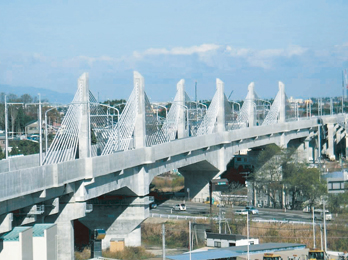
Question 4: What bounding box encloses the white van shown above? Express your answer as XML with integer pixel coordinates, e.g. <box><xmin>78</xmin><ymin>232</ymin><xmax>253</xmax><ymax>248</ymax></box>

<box><xmin>314</xmin><ymin>209</ymin><xmax>332</xmax><ymax>221</ymax></box>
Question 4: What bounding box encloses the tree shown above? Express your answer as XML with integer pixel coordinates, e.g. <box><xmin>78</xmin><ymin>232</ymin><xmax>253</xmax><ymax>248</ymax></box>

<box><xmin>283</xmin><ymin>163</ymin><xmax>327</xmax><ymax>209</ymax></box>
<box><xmin>328</xmin><ymin>192</ymin><xmax>348</xmax><ymax>213</ymax></box>
<box><xmin>250</xmin><ymin>144</ymin><xmax>283</xmax><ymax>208</ymax></box>
<box><xmin>0</xmin><ymin>146</ymin><xmax>4</xmax><ymax>160</ymax></box>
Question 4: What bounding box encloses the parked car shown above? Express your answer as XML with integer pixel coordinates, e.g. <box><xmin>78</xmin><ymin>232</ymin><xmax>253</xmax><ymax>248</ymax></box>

<box><xmin>235</xmin><ymin>209</ymin><xmax>249</xmax><ymax>215</ymax></box>
<box><xmin>150</xmin><ymin>203</ymin><xmax>157</xmax><ymax>209</ymax></box>
<box><xmin>245</xmin><ymin>206</ymin><xmax>259</xmax><ymax>215</ymax></box>
<box><xmin>173</xmin><ymin>204</ymin><xmax>186</xmax><ymax>211</ymax></box>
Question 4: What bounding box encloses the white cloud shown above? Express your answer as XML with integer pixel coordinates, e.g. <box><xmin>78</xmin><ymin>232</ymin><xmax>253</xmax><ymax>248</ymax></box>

<box><xmin>133</xmin><ymin>44</ymin><xmax>221</xmax><ymax>58</ymax></box>
<box><xmin>61</xmin><ymin>55</ymin><xmax>115</xmax><ymax>68</ymax></box>
<box><xmin>224</xmin><ymin>45</ymin><xmax>308</xmax><ymax>69</ymax></box>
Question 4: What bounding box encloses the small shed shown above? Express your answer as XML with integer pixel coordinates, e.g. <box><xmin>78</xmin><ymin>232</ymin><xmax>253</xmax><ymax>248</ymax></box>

<box><xmin>32</xmin><ymin>224</ymin><xmax>57</xmax><ymax>260</ymax></box>
<box><xmin>206</xmin><ymin>233</ymin><xmax>259</xmax><ymax>248</ymax></box>
<box><xmin>0</xmin><ymin>226</ymin><xmax>33</xmax><ymax>260</ymax></box>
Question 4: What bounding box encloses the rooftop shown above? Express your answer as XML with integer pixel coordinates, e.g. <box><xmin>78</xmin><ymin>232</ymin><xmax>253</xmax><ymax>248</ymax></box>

<box><xmin>167</xmin><ymin>243</ymin><xmax>306</xmax><ymax>260</ymax></box>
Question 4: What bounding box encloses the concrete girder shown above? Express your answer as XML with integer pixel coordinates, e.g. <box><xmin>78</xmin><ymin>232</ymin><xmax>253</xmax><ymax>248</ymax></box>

<box><xmin>179</xmin><ymin>160</ymin><xmax>221</xmax><ymax>200</ymax></box>
<box><xmin>79</xmin><ymin>198</ymin><xmax>148</xmax><ymax>249</ymax></box>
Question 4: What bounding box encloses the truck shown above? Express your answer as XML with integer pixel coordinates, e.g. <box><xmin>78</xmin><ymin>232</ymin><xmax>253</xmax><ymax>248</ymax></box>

<box><xmin>263</xmin><ymin>253</ymin><xmax>282</xmax><ymax>260</ymax></box>
<box><xmin>308</xmin><ymin>249</ymin><xmax>325</xmax><ymax>260</ymax></box>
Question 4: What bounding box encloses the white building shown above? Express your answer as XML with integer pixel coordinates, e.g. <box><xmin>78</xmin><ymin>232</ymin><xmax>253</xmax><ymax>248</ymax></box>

<box><xmin>206</xmin><ymin>233</ymin><xmax>259</xmax><ymax>248</ymax></box>
<box><xmin>0</xmin><ymin>224</ymin><xmax>57</xmax><ymax>260</ymax></box>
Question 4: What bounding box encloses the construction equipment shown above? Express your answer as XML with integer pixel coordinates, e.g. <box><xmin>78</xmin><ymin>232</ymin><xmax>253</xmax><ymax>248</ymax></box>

<box><xmin>263</xmin><ymin>253</ymin><xmax>282</xmax><ymax>260</ymax></box>
<box><xmin>308</xmin><ymin>249</ymin><xmax>325</xmax><ymax>260</ymax></box>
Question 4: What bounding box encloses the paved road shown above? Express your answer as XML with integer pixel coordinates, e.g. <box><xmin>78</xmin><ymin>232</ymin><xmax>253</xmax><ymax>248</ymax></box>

<box><xmin>151</xmin><ymin>199</ymin><xmax>317</xmax><ymax>223</ymax></box>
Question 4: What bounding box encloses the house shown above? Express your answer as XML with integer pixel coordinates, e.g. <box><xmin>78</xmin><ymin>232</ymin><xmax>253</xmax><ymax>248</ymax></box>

<box><xmin>25</xmin><ymin>120</ymin><xmax>40</xmax><ymax>136</ymax></box>
<box><xmin>206</xmin><ymin>233</ymin><xmax>259</xmax><ymax>248</ymax></box>
<box><xmin>323</xmin><ymin>171</ymin><xmax>348</xmax><ymax>193</ymax></box>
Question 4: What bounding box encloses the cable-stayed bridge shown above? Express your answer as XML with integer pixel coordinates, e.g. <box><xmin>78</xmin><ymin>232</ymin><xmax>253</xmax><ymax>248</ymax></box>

<box><xmin>0</xmin><ymin>72</ymin><xmax>346</xmax><ymax>259</ymax></box>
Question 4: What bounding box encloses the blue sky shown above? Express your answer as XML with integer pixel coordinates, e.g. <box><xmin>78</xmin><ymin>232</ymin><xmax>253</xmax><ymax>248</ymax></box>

<box><xmin>1</xmin><ymin>1</ymin><xmax>348</xmax><ymax>102</ymax></box>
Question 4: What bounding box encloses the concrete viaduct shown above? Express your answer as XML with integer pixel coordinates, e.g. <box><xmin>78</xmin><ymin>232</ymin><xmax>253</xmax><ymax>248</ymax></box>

<box><xmin>0</xmin><ymin>72</ymin><xmax>346</xmax><ymax>259</ymax></box>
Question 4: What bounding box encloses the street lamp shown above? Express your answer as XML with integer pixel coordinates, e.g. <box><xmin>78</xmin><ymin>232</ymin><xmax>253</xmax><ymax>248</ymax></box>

<box><xmin>4</xmin><ymin>95</ymin><xmax>8</xmax><ymax>159</ymax></box>
<box><xmin>152</xmin><ymin>104</ymin><xmax>168</xmax><ymax>141</ymax></box>
<box><xmin>188</xmin><ymin>101</ymin><xmax>207</xmax><ymax>121</ymax></box>
<box><xmin>98</xmin><ymin>103</ymin><xmax>120</xmax><ymax>150</ymax></box>
<box><xmin>169</xmin><ymin>101</ymin><xmax>189</xmax><ymax>137</ymax></box>
<box><xmin>228</xmin><ymin>100</ymin><xmax>241</xmax><ymax>114</ymax></box>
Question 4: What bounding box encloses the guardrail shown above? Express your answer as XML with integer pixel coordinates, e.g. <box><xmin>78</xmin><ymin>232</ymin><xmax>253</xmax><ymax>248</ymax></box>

<box><xmin>250</xmin><ymin>219</ymin><xmax>314</xmax><ymax>225</ymax></box>
<box><xmin>150</xmin><ymin>213</ymin><xmax>219</xmax><ymax>221</ymax></box>
<box><xmin>151</xmin><ymin>213</ymin><xmax>318</xmax><ymax>226</ymax></box>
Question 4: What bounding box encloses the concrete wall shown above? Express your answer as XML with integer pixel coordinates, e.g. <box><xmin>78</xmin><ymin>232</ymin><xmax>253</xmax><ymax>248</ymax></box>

<box><xmin>32</xmin><ymin>225</ymin><xmax>57</xmax><ymax>260</ymax></box>
<box><xmin>45</xmin><ymin>224</ymin><xmax>57</xmax><ymax>260</ymax></box>
<box><xmin>0</xmin><ymin>227</ymin><xmax>33</xmax><ymax>260</ymax></box>
<box><xmin>0</xmin><ymin>154</ymin><xmax>40</xmax><ymax>173</ymax></box>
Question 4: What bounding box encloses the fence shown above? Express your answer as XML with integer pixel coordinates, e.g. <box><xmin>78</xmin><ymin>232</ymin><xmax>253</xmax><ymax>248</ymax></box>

<box><xmin>150</xmin><ymin>213</ymin><xmax>315</xmax><ymax>225</ymax></box>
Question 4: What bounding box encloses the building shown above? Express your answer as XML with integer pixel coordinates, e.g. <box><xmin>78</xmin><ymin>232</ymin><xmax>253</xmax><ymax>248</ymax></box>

<box><xmin>0</xmin><ymin>134</ymin><xmax>5</xmax><ymax>151</ymax></box>
<box><xmin>0</xmin><ymin>224</ymin><xmax>57</xmax><ymax>260</ymax></box>
<box><xmin>168</xmin><ymin>243</ymin><xmax>307</xmax><ymax>260</ymax></box>
<box><xmin>206</xmin><ymin>233</ymin><xmax>259</xmax><ymax>248</ymax></box>
<box><xmin>323</xmin><ymin>171</ymin><xmax>348</xmax><ymax>193</ymax></box>
<box><xmin>25</xmin><ymin>120</ymin><xmax>40</xmax><ymax>136</ymax></box>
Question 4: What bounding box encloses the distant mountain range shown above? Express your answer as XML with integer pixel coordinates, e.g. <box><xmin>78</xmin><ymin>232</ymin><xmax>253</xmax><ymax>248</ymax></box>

<box><xmin>0</xmin><ymin>84</ymin><xmax>74</xmax><ymax>104</ymax></box>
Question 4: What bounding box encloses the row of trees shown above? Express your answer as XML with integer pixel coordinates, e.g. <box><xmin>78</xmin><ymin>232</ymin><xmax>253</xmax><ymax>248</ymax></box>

<box><xmin>250</xmin><ymin>144</ymin><xmax>327</xmax><ymax>210</ymax></box>
<box><xmin>0</xmin><ymin>93</ymin><xmax>62</xmax><ymax>136</ymax></box>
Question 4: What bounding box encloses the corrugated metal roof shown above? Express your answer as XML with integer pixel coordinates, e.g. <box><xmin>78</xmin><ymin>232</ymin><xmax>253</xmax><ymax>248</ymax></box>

<box><xmin>167</xmin><ymin>243</ymin><xmax>306</xmax><ymax>260</ymax></box>
<box><xmin>226</xmin><ymin>242</ymin><xmax>306</xmax><ymax>253</ymax></box>
<box><xmin>168</xmin><ymin>249</ymin><xmax>240</xmax><ymax>260</ymax></box>
<box><xmin>32</xmin><ymin>224</ymin><xmax>55</xmax><ymax>237</ymax></box>
<box><xmin>0</xmin><ymin>227</ymin><xmax>31</xmax><ymax>242</ymax></box>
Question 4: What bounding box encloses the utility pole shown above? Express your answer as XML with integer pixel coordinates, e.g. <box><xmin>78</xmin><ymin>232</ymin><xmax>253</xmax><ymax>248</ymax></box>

<box><xmin>189</xmin><ymin>221</ymin><xmax>192</xmax><ymax>260</ymax></box>
<box><xmin>4</xmin><ymin>95</ymin><xmax>8</xmax><ymax>159</ymax></box>
<box><xmin>219</xmin><ymin>206</ymin><xmax>221</xmax><ymax>234</ymax></box>
<box><xmin>162</xmin><ymin>224</ymin><xmax>166</xmax><ymax>260</ymax></box>
<box><xmin>195</xmin><ymin>81</ymin><xmax>197</xmax><ymax>103</ymax></box>
<box><xmin>320</xmin><ymin>224</ymin><xmax>323</xmax><ymax>250</ymax></box>
<box><xmin>247</xmin><ymin>211</ymin><xmax>250</xmax><ymax>260</ymax></box>
<box><xmin>312</xmin><ymin>206</ymin><xmax>316</xmax><ymax>248</ymax></box>
<box><xmin>342</xmin><ymin>70</ymin><xmax>345</xmax><ymax>113</ymax></box>
<box><xmin>38</xmin><ymin>94</ymin><xmax>42</xmax><ymax>166</ymax></box>
<box><xmin>323</xmin><ymin>201</ymin><xmax>327</xmax><ymax>252</ymax></box>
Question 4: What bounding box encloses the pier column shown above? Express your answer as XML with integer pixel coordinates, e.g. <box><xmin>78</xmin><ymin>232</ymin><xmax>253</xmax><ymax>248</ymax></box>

<box><xmin>79</xmin><ymin>199</ymin><xmax>148</xmax><ymax>249</ymax></box>
<box><xmin>45</xmin><ymin>194</ymin><xmax>86</xmax><ymax>260</ymax></box>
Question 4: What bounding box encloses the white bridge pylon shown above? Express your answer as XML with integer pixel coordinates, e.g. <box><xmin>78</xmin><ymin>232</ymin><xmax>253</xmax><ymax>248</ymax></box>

<box><xmin>262</xmin><ymin>81</ymin><xmax>286</xmax><ymax>125</ymax></box>
<box><xmin>44</xmin><ymin>72</ymin><xmax>289</xmax><ymax>164</ymax></box>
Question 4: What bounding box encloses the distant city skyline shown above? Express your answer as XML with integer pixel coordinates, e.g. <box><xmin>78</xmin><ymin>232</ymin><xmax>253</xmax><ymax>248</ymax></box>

<box><xmin>1</xmin><ymin>1</ymin><xmax>348</xmax><ymax>103</ymax></box>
